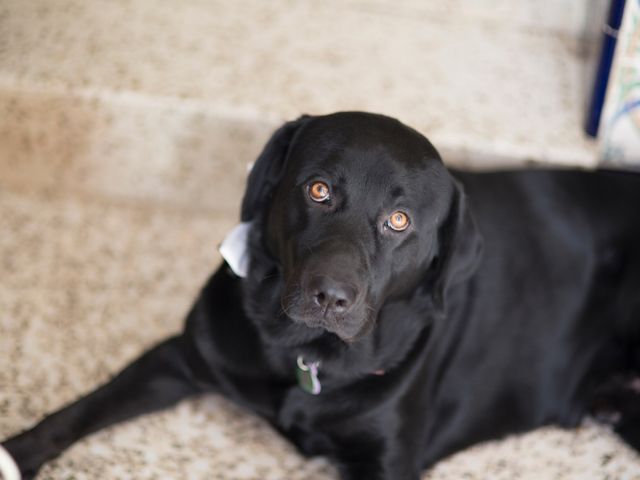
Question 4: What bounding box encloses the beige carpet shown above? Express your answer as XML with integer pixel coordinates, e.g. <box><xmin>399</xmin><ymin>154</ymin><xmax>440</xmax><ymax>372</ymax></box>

<box><xmin>1</xmin><ymin>186</ymin><xmax>639</xmax><ymax>480</ymax></box>
<box><xmin>0</xmin><ymin>1</ymin><xmax>637</xmax><ymax>478</ymax></box>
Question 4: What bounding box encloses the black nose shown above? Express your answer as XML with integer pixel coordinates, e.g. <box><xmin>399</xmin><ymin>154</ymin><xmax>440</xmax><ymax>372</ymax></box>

<box><xmin>308</xmin><ymin>276</ymin><xmax>357</xmax><ymax>314</ymax></box>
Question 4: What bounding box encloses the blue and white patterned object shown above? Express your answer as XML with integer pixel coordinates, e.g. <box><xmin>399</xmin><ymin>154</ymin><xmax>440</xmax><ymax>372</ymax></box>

<box><xmin>600</xmin><ymin>0</ymin><xmax>640</xmax><ymax>164</ymax></box>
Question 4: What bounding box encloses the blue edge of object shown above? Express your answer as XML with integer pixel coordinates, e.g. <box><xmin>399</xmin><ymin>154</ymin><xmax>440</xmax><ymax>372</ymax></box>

<box><xmin>585</xmin><ymin>0</ymin><xmax>627</xmax><ymax>138</ymax></box>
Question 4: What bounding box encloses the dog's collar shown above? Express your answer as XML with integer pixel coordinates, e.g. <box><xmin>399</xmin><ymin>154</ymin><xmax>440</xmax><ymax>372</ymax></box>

<box><xmin>296</xmin><ymin>356</ymin><xmax>386</xmax><ymax>395</ymax></box>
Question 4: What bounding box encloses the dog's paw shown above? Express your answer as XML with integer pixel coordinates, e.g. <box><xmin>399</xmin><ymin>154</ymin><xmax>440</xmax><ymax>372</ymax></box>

<box><xmin>1</xmin><ymin>435</ymin><xmax>45</xmax><ymax>480</ymax></box>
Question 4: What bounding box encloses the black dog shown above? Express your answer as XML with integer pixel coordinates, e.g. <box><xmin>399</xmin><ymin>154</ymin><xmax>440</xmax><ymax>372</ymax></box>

<box><xmin>3</xmin><ymin>112</ymin><xmax>640</xmax><ymax>479</ymax></box>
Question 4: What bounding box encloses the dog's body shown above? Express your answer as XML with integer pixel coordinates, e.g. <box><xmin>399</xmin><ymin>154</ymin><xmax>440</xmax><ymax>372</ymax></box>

<box><xmin>3</xmin><ymin>112</ymin><xmax>640</xmax><ymax>479</ymax></box>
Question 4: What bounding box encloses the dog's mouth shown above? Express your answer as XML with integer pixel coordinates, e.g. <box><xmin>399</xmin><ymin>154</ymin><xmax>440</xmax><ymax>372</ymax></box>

<box><xmin>287</xmin><ymin>311</ymin><xmax>359</xmax><ymax>342</ymax></box>
<box><xmin>281</xmin><ymin>287</ymin><xmax>373</xmax><ymax>343</ymax></box>
<box><xmin>278</xmin><ymin>246</ymin><xmax>374</xmax><ymax>342</ymax></box>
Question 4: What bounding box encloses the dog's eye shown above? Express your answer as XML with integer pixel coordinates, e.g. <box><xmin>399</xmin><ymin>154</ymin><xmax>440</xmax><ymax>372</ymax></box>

<box><xmin>308</xmin><ymin>181</ymin><xmax>331</xmax><ymax>203</ymax></box>
<box><xmin>386</xmin><ymin>211</ymin><xmax>410</xmax><ymax>231</ymax></box>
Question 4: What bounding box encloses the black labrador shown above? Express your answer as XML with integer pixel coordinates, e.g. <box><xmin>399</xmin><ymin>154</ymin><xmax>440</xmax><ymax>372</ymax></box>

<box><xmin>3</xmin><ymin>112</ymin><xmax>640</xmax><ymax>480</ymax></box>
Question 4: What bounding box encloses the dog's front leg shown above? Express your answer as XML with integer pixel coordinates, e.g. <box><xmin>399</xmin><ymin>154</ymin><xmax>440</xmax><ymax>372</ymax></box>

<box><xmin>338</xmin><ymin>457</ymin><xmax>422</xmax><ymax>480</ymax></box>
<box><xmin>334</xmin><ymin>436</ymin><xmax>422</xmax><ymax>480</ymax></box>
<box><xmin>1</xmin><ymin>335</ymin><xmax>203</xmax><ymax>479</ymax></box>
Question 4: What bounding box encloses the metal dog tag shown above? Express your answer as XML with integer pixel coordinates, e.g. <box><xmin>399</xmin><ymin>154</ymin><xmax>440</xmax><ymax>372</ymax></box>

<box><xmin>296</xmin><ymin>356</ymin><xmax>321</xmax><ymax>395</ymax></box>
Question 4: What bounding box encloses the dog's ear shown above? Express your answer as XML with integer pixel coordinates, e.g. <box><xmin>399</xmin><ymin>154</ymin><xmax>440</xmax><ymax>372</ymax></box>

<box><xmin>426</xmin><ymin>178</ymin><xmax>483</xmax><ymax>310</ymax></box>
<box><xmin>240</xmin><ymin>115</ymin><xmax>311</xmax><ymax>222</ymax></box>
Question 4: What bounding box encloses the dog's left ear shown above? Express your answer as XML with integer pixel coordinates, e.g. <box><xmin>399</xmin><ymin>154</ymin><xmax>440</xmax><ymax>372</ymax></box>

<box><xmin>240</xmin><ymin>115</ymin><xmax>311</xmax><ymax>222</ymax></box>
<box><xmin>427</xmin><ymin>177</ymin><xmax>484</xmax><ymax>310</ymax></box>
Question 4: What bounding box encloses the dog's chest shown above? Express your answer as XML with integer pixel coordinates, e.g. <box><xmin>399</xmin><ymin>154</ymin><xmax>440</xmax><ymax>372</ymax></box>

<box><xmin>275</xmin><ymin>385</ymin><xmax>348</xmax><ymax>456</ymax></box>
<box><xmin>277</xmin><ymin>382</ymin><xmax>326</xmax><ymax>429</ymax></box>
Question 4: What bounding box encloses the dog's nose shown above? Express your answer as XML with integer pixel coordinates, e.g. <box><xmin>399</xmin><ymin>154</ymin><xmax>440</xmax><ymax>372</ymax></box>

<box><xmin>308</xmin><ymin>276</ymin><xmax>357</xmax><ymax>314</ymax></box>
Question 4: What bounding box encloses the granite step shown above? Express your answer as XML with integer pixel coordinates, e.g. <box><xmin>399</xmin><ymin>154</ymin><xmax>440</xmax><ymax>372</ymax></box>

<box><xmin>0</xmin><ymin>0</ymin><xmax>598</xmax><ymax>211</ymax></box>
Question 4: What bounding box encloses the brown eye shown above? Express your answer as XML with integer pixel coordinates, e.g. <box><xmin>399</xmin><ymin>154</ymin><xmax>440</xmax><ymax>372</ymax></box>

<box><xmin>308</xmin><ymin>181</ymin><xmax>330</xmax><ymax>202</ymax></box>
<box><xmin>387</xmin><ymin>211</ymin><xmax>410</xmax><ymax>231</ymax></box>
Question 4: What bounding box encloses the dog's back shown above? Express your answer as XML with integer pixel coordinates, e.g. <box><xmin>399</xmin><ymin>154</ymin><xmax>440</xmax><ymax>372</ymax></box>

<box><xmin>420</xmin><ymin>169</ymin><xmax>640</xmax><ymax>465</ymax></box>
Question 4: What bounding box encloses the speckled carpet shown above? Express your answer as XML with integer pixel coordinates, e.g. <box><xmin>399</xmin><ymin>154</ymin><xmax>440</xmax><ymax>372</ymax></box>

<box><xmin>1</xmin><ymin>187</ymin><xmax>639</xmax><ymax>479</ymax></box>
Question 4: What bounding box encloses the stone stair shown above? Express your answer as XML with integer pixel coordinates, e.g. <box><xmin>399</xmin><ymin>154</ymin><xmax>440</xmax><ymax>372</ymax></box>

<box><xmin>1</xmin><ymin>0</ymin><xmax>600</xmax><ymax>211</ymax></box>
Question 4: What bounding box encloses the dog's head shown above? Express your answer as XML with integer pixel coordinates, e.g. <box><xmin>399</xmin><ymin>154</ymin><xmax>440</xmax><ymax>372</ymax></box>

<box><xmin>241</xmin><ymin>112</ymin><xmax>482</xmax><ymax>345</ymax></box>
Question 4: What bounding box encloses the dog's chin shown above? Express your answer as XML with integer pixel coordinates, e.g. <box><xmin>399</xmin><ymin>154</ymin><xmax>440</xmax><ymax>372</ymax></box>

<box><xmin>286</xmin><ymin>309</ymin><xmax>372</xmax><ymax>344</ymax></box>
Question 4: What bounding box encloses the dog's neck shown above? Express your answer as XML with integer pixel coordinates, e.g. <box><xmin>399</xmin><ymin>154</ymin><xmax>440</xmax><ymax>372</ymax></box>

<box><xmin>239</xmin><ymin>220</ymin><xmax>436</xmax><ymax>392</ymax></box>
